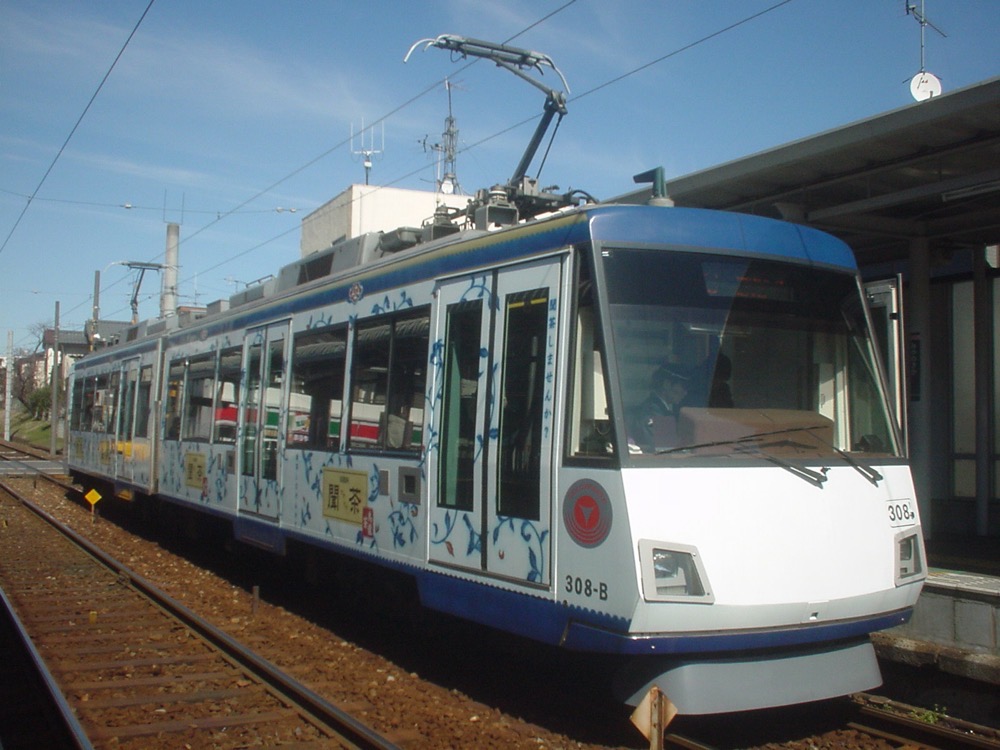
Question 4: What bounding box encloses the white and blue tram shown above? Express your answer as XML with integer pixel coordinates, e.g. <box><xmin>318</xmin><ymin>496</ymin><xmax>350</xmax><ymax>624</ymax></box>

<box><xmin>67</xmin><ymin>199</ymin><xmax>926</xmax><ymax>714</ymax></box>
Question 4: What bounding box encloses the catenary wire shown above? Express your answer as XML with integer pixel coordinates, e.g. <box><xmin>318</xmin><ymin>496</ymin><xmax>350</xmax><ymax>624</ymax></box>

<box><xmin>48</xmin><ymin>0</ymin><xmax>792</xmax><ymax>329</ymax></box>
<box><xmin>70</xmin><ymin>3</ymin><xmax>581</xmax><ymax>325</ymax></box>
<box><xmin>170</xmin><ymin>0</ymin><xmax>580</xmax><ymax>253</ymax></box>
<box><xmin>0</xmin><ymin>0</ymin><xmax>156</xmax><ymax>259</ymax></box>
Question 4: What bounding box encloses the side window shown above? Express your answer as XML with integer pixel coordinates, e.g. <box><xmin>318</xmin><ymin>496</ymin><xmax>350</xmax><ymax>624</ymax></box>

<box><xmin>349</xmin><ymin>308</ymin><xmax>429</xmax><ymax>452</ymax></box>
<box><xmin>71</xmin><ymin>377</ymin><xmax>85</xmax><ymax>431</ymax></box>
<box><xmin>568</xmin><ymin>256</ymin><xmax>616</xmax><ymax>458</ymax></box>
<box><xmin>135</xmin><ymin>366</ymin><xmax>153</xmax><ymax>439</ymax></box>
<box><xmin>121</xmin><ymin>367</ymin><xmax>137</xmax><ymax>439</ymax></box>
<box><xmin>240</xmin><ymin>324</ymin><xmax>291</xmax><ymax>481</ymax></box>
<box><xmin>350</xmin><ymin>318</ymin><xmax>389</xmax><ymax>449</ymax></box>
<box><xmin>262</xmin><ymin>333</ymin><xmax>285</xmax><ymax>480</ymax></box>
<box><xmin>214</xmin><ymin>346</ymin><xmax>241</xmax><ymax>444</ymax></box>
<box><xmin>388</xmin><ymin>312</ymin><xmax>429</xmax><ymax>450</ymax></box>
<box><xmin>497</xmin><ymin>289</ymin><xmax>548</xmax><ymax>520</ymax></box>
<box><xmin>92</xmin><ymin>373</ymin><xmax>109</xmax><ymax>432</ymax></box>
<box><xmin>183</xmin><ymin>352</ymin><xmax>216</xmax><ymax>442</ymax></box>
<box><xmin>437</xmin><ymin>299</ymin><xmax>482</xmax><ymax>511</ymax></box>
<box><xmin>82</xmin><ymin>377</ymin><xmax>96</xmax><ymax>432</ymax></box>
<box><xmin>106</xmin><ymin>371</ymin><xmax>120</xmax><ymax>435</ymax></box>
<box><xmin>242</xmin><ymin>340</ymin><xmax>263</xmax><ymax>476</ymax></box>
<box><xmin>289</xmin><ymin>325</ymin><xmax>347</xmax><ymax>452</ymax></box>
<box><xmin>164</xmin><ymin>359</ymin><xmax>185</xmax><ymax>440</ymax></box>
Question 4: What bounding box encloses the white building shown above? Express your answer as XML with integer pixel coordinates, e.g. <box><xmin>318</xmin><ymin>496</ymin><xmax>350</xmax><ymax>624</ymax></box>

<box><xmin>300</xmin><ymin>184</ymin><xmax>470</xmax><ymax>258</ymax></box>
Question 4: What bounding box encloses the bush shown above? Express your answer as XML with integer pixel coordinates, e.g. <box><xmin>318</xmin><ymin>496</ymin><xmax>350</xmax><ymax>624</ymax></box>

<box><xmin>27</xmin><ymin>386</ymin><xmax>51</xmax><ymax>420</ymax></box>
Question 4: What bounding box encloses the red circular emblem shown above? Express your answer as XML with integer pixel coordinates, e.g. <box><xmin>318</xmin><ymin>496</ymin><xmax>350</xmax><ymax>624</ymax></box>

<box><xmin>563</xmin><ymin>479</ymin><xmax>612</xmax><ymax>548</ymax></box>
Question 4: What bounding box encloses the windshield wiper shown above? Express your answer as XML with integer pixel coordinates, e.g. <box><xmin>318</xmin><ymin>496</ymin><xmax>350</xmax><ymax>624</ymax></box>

<box><xmin>654</xmin><ymin>420</ymin><xmax>883</xmax><ymax>488</ymax></box>
<box><xmin>656</xmin><ymin>424</ymin><xmax>832</xmax><ymax>456</ymax></box>
<box><xmin>832</xmin><ymin>446</ymin><xmax>884</xmax><ymax>486</ymax></box>
<box><xmin>734</xmin><ymin>442</ymin><xmax>829</xmax><ymax>488</ymax></box>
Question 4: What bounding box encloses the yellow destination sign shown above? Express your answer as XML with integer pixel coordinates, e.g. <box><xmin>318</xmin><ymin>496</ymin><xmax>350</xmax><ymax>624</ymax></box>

<box><xmin>184</xmin><ymin>452</ymin><xmax>207</xmax><ymax>489</ymax></box>
<box><xmin>321</xmin><ymin>468</ymin><xmax>368</xmax><ymax>523</ymax></box>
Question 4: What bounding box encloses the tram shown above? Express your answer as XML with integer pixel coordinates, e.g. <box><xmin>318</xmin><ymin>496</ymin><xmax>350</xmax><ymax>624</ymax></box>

<box><xmin>66</xmin><ymin>36</ymin><xmax>925</xmax><ymax>715</ymax></box>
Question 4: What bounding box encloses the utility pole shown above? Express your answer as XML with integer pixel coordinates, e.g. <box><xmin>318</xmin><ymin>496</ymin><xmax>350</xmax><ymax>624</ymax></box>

<box><xmin>4</xmin><ymin>330</ymin><xmax>12</xmax><ymax>441</ymax></box>
<box><xmin>50</xmin><ymin>300</ymin><xmax>59</xmax><ymax>456</ymax></box>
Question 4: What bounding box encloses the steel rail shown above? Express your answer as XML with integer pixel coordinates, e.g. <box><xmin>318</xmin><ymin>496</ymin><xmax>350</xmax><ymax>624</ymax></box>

<box><xmin>0</xmin><ymin>583</ymin><xmax>94</xmax><ymax>750</ymax></box>
<box><xmin>852</xmin><ymin>693</ymin><xmax>1000</xmax><ymax>750</ymax></box>
<box><xmin>0</xmin><ymin>476</ymin><xmax>401</xmax><ymax>750</ymax></box>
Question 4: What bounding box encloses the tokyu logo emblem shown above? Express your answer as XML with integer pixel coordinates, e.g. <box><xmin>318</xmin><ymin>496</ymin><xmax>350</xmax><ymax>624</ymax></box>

<box><xmin>563</xmin><ymin>479</ymin><xmax>612</xmax><ymax>548</ymax></box>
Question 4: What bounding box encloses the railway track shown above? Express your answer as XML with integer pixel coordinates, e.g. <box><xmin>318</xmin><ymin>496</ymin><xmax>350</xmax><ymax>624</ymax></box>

<box><xmin>0</xmin><ymin>475</ymin><xmax>400</xmax><ymax>750</ymax></box>
<box><xmin>0</xmin><ymin>439</ymin><xmax>64</xmax><ymax>475</ymax></box>
<box><xmin>659</xmin><ymin>692</ymin><xmax>1000</xmax><ymax>750</ymax></box>
<box><xmin>0</xmin><ymin>581</ymin><xmax>89</xmax><ymax>749</ymax></box>
<box><xmin>2</xmin><ymin>442</ymin><xmax>997</xmax><ymax>749</ymax></box>
<box><xmin>846</xmin><ymin>693</ymin><xmax>1000</xmax><ymax>750</ymax></box>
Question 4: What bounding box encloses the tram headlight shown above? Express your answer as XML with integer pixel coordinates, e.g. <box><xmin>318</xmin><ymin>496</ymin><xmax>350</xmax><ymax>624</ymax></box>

<box><xmin>639</xmin><ymin>540</ymin><xmax>714</xmax><ymax>603</ymax></box>
<box><xmin>894</xmin><ymin>528</ymin><xmax>926</xmax><ymax>586</ymax></box>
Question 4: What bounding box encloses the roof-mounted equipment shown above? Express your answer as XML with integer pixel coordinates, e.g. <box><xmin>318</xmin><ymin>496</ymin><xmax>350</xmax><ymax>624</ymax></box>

<box><xmin>406</xmin><ymin>34</ymin><xmax>592</xmax><ymax>225</ymax></box>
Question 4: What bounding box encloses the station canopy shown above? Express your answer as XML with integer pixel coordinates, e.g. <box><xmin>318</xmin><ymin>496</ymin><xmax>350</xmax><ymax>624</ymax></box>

<box><xmin>634</xmin><ymin>77</ymin><xmax>1000</xmax><ymax>267</ymax></box>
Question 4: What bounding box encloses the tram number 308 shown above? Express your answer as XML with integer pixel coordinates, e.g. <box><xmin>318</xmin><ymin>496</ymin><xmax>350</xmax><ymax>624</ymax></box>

<box><xmin>886</xmin><ymin>498</ymin><xmax>917</xmax><ymax>527</ymax></box>
<box><xmin>565</xmin><ymin>575</ymin><xmax>608</xmax><ymax>600</ymax></box>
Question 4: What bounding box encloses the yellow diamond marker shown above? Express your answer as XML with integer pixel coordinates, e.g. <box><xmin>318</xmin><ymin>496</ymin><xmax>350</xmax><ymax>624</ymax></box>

<box><xmin>84</xmin><ymin>489</ymin><xmax>102</xmax><ymax>522</ymax></box>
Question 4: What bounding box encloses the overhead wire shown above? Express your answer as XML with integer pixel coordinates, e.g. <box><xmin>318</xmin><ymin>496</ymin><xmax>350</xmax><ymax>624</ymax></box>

<box><xmin>45</xmin><ymin>0</ymin><xmax>793</xmax><ymax>328</ymax></box>
<box><xmin>0</xmin><ymin>0</ymin><xmax>156</xmax><ymax>258</ymax></box>
<box><xmin>571</xmin><ymin>0</ymin><xmax>796</xmax><ymax>104</ymax></box>
<box><xmin>0</xmin><ymin>188</ymin><xmax>301</xmax><ymax>217</ymax></box>
<box><xmin>111</xmin><ymin>1</ymin><xmax>583</xmax><ymax>314</ymax></box>
<box><xmin>30</xmin><ymin>0</ymin><xmax>582</xmax><ymax>329</ymax></box>
<box><xmin>171</xmin><ymin>1</ymin><xmax>579</xmax><ymax>250</ymax></box>
<box><xmin>391</xmin><ymin>0</ymin><xmax>800</xmax><ymax>190</ymax></box>
<box><xmin>156</xmin><ymin>0</ymin><xmax>797</xmax><ymax>316</ymax></box>
<box><xmin>11</xmin><ymin>0</ymin><xmax>581</xmax><ymax>290</ymax></box>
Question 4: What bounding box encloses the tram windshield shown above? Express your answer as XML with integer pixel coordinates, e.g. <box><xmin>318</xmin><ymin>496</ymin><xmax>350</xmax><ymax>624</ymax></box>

<box><xmin>600</xmin><ymin>248</ymin><xmax>899</xmax><ymax>461</ymax></box>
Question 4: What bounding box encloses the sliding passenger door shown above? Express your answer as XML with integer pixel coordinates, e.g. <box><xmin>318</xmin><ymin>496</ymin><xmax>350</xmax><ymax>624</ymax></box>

<box><xmin>429</xmin><ymin>255</ymin><xmax>563</xmax><ymax>586</ymax></box>
<box><xmin>115</xmin><ymin>358</ymin><xmax>140</xmax><ymax>484</ymax></box>
<box><xmin>239</xmin><ymin>321</ymin><xmax>290</xmax><ymax>520</ymax></box>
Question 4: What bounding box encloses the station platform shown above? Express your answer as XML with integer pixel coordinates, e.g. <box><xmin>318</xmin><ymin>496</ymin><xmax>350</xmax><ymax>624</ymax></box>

<box><xmin>874</xmin><ymin>534</ymin><xmax>1000</xmax><ymax>685</ymax></box>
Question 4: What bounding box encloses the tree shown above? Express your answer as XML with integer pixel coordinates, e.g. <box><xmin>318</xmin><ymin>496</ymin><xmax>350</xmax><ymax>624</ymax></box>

<box><xmin>28</xmin><ymin>385</ymin><xmax>51</xmax><ymax>420</ymax></box>
<box><xmin>11</xmin><ymin>352</ymin><xmax>41</xmax><ymax>409</ymax></box>
<box><xmin>11</xmin><ymin>321</ymin><xmax>55</xmax><ymax>412</ymax></box>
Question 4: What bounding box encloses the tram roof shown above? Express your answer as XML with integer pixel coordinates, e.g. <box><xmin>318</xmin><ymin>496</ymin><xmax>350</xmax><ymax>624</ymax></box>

<box><xmin>616</xmin><ymin>76</ymin><xmax>1000</xmax><ymax>267</ymax></box>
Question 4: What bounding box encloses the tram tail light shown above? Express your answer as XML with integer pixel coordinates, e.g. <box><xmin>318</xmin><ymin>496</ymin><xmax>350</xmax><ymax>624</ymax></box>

<box><xmin>639</xmin><ymin>541</ymin><xmax>714</xmax><ymax>603</ymax></box>
<box><xmin>894</xmin><ymin>528</ymin><xmax>926</xmax><ymax>585</ymax></box>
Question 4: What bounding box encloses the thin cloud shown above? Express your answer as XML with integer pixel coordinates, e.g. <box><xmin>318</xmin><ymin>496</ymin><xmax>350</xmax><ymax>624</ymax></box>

<box><xmin>2</xmin><ymin>6</ymin><xmax>126</xmax><ymax>71</ymax></box>
<box><xmin>110</xmin><ymin>28</ymin><xmax>375</xmax><ymax>126</ymax></box>
<box><xmin>66</xmin><ymin>149</ymin><xmax>215</xmax><ymax>187</ymax></box>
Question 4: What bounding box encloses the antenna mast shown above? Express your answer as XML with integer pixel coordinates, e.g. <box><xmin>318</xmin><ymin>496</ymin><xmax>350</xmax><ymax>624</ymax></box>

<box><xmin>351</xmin><ymin>120</ymin><xmax>385</xmax><ymax>185</ymax></box>
<box><xmin>422</xmin><ymin>79</ymin><xmax>463</xmax><ymax>195</ymax></box>
<box><xmin>440</xmin><ymin>79</ymin><xmax>461</xmax><ymax>195</ymax></box>
<box><xmin>905</xmin><ymin>1</ymin><xmax>947</xmax><ymax>100</ymax></box>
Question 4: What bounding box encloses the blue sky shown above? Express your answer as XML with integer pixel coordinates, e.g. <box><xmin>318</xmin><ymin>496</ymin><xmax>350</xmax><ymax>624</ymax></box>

<box><xmin>2</xmin><ymin>0</ymin><xmax>997</xmax><ymax>350</ymax></box>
